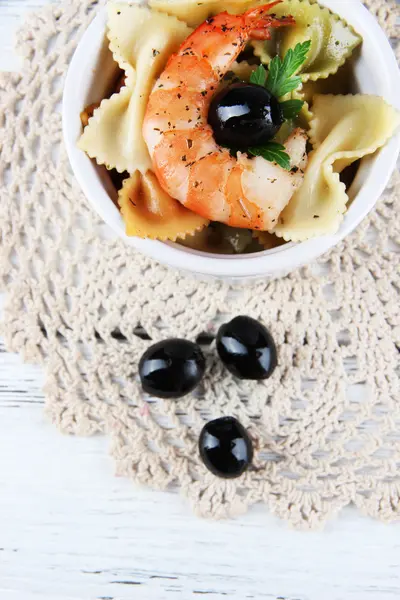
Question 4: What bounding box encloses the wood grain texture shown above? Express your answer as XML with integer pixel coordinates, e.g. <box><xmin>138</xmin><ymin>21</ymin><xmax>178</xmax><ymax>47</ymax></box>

<box><xmin>1</xmin><ymin>2</ymin><xmax>400</xmax><ymax>599</ymax></box>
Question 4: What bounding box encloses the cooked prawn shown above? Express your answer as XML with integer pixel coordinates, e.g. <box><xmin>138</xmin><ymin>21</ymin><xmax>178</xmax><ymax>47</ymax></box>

<box><xmin>143</xmin><ymin>2</ymin><xmax>308</xmax><ymax>231</ymax></box>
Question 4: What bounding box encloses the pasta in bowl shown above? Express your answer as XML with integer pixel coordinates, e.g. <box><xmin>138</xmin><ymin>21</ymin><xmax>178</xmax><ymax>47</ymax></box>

<box><xmin>63</xmin><ymin>0</ymin><xmax>400</xmax><ymax>279</ymax></box>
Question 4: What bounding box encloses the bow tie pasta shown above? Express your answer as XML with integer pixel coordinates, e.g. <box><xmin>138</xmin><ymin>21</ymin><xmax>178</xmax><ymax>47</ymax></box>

<box><xmin>274</xmin><ymin>94</ymin><xmax>400</xmax><ymax>242</ymax></box>
<box><xmin>119</xmin><ymin>171</ymin><xmax>208</xmax><ymax>240</ymax></box>
<box><xmin>79</xmin><ymin>3</ymin><xmax>192</xmax><ymax>174</ymax></box>
<box><xmin>149</xmin><ymin>0</ymin><xmax>256</xmax><ymax>27</ymax></box>
<box><xmin>251</xmin><ymin>0</ymin><xmax>362</xmax><ymax>83</ymax></box>
<box><xmin>291</xmin><ymin>60</ymin><xmax>355</xmax><ymax>127</ymax></box>
<box><xmin>79</xmin><ymin>3</ymin><xmax>208</xmax><ymax>240</ymax></box>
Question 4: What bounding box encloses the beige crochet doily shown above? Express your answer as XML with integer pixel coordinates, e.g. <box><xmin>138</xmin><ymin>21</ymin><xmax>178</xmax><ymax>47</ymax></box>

<box><xmin>0</xmin><ymin>0</ymin><xmax>399</xmax><ymax>529</ymax></box>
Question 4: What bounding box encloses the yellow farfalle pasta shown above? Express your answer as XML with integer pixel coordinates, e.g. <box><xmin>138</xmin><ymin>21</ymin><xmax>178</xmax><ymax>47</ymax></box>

<box><xmin>78</xmin><ymin>4</ymin><xmax>192</xmax><ymax>174</ymax></box>
<box><xmin>292</xmin><ymin>61</ymin><xmax>354</xmax><ymax>126</ymax></box>
<box><xmin>229</xmin><ymin>60</ymin><xmax>257</xmax><ymax>81</ymax></box>
<box><xmin>274</xmin><ymin>94</ymin><xmax>400</xmax><ymax>242</ymax></box>
<box><xmin>119</xmin><ymin>171</ymin><xmax>209</xmax><ymax>240</ymax></box>
<box><xmin>149</xmin><ymin>0</ymin><xmax>254</xmax><ymax>27</ymax></box>
<box><xmin>251</xmin><ymin>0</ymin><xmax>361</xmax><ymax>83</ymax></box>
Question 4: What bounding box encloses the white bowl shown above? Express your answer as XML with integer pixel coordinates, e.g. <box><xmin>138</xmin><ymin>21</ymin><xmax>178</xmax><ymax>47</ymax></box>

<box><xmin>63</xmin><ymin>0</ymin><xmax>400</xmax><ymax>280</ymax></box>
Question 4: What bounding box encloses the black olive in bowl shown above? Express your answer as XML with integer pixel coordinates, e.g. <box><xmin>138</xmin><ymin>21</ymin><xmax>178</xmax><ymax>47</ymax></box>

<box><xmin>139</xmin><ymin>339</ymin><xmax>205</xmax><ymax>399</ymax></box>
<box><xmin>199</xmin><ymin>416</ymin><xmax>253</xmax><ymax>478</ymax></box>
<box><xmin>208</xmin><ymin>83</ymin><xmax>284</xmax><ymax>150</ymax></box>
<box><xmin>216</xmin><ymin>316</ymin><xmax>277</xmax><ymax>380</ymax></box>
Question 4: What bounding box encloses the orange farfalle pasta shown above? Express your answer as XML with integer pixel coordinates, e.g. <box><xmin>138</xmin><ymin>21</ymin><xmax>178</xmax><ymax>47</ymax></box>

<box><xmin>118</xmin><ymin>171</ymin><xmax>209</xmax><ymax>240</ymax></box>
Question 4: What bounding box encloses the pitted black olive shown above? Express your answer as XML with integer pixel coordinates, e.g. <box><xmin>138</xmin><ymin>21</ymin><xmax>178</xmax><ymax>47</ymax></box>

<box><xmin>217</xmin><ymin>316</ymin><xmax>277</xmax><ymax>380</ymax></box>
<box><xmin>199</xmin><ymin>416</ymin><xmax>253</xmax><ymax>478</ymax></box>
<box><xmin>208</xmin><ymin>83</ymin><xmax>283</xmax><ymax>149</ymax></box>
<box><xmin>139</xmin><ymin>339</ymin><xmax>205</xmax><ymax>399</ymax></box>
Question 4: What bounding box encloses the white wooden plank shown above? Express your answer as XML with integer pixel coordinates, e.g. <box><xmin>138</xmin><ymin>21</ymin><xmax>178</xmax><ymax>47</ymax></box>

<box><xmin>1</xmin><ymin>404</ymin><xmax>400</xmax><ymax>600</ymax></box>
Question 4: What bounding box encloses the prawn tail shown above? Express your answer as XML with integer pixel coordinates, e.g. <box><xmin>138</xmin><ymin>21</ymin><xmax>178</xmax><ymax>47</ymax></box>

<box><xmin>244</xmin><ymin>2</ymin><xmax>295</xmax><ymax>40</ymax></box>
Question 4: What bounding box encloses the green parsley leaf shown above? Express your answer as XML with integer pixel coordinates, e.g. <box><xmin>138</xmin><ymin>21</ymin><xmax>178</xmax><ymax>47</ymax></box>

<box><xmin>266</xmin><ymin>40</ymin><xmax>311</xmax><ymax>98</ymax></box>
<box><xmin>250</xmin><ymin>64</ymin><xmax>267</xmax><ymax>87</ymax></box>
<box><xmin>248</xmin><ymin>142</ymin><xmax>291</xmax><ymax>171</ymax></box>
<box><xmin>279</xmin><ymin>99</ymin><xmax>304</xmax><ymax>119</ymax></box>
<box><xmin>281</xmin><ymin>40</ymin><xmax>311</xmax><ymax>78</ymax></box>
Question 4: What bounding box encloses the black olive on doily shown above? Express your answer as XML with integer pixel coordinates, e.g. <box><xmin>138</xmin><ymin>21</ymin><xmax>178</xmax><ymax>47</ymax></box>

<box><xmin>139</xmin><ymin>339</ymin><xmax>205</xmax><ymax>399</ymax></box>
<box><xmin>216</xmin><ymin>316</ymin><xmax>277</xmax><ymax>380</ymax></box>
<box><xmin>199</xmin><ymin>416</ymin><xmax>253</xmax><ymax>478</ymax></box>
<box><xmin>208</xmin><ymin>83</ymin><xmax>284</xmax><ymax>149</ymax></box>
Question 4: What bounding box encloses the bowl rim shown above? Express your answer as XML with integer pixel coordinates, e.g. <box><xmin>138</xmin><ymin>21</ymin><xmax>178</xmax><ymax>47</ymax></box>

<box><xmin>63</xmin><ymin>0</ymin><xmax>400</xmax><ymax>278</ymax></box>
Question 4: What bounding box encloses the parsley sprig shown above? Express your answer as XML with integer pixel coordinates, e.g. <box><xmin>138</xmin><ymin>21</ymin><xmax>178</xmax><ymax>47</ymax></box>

<box><xmin>248</xmin><ymin>41</ymin><xmax>311</xmax><ymax>170</ymax></box>
<box><xmin>264</xmin><ymin>40</ymin><xmax>311</xmax><ymax>98</ymax></box>
<box><xmin>250</xmin><ymin>64</ymin><xmax>267</xmax><ymax>87</ymax></box>
<box><xmin>249</xmin><ymin>142</ymin><xmax>291</xmax><ymax>171</ymax></box>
